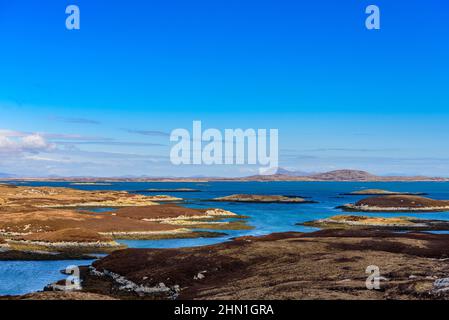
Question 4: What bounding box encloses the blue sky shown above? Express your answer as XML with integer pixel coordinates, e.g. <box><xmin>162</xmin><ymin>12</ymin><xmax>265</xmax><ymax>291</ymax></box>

<box><xmin>0</xmin><ymin>0</ymin><xmax>448</xmax><ymax>177</ymax></box>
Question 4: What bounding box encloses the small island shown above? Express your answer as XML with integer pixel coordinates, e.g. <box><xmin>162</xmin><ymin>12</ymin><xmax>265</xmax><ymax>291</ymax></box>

<box><xmin>138</xmin><ymin>188</ymin><xmax>201</xmax><ymax>193</ymax></box>
<box><xmin>342</xmin><ymin>189</ymin><xmax>427</xmax><ymax>196</ymax></box>
<box><xmin>212</xmin><ymin>194</ymin><xmax>316</xmax><ymax>203</ymax></box>
<box><xmin>339</xmin><ymin>195</ymin><xmax>449</xmax><ymax>212</ymax></box>
<box><xmin>70</xmin><ymin>182</ymin><xmax>113</xmax><ymax>186</ymax></box>
<box><xmin>302</xmin><ymin>215</ymin><xmax>449</xmax><ymax>231</ymax></box>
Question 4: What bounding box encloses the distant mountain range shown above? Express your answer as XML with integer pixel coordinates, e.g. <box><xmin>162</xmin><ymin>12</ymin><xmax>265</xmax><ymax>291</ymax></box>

<box><xmin>5</xmin><ymin>169</ymin><xmax>449</xmax><ymax>182</ymax></box>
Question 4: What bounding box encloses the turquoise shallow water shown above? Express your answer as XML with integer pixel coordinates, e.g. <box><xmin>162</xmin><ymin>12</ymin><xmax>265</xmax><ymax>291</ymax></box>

<box><xmin>1</xmin><ymin>181</ymin><xmax>449</xmax><ymax>295</ymax></box>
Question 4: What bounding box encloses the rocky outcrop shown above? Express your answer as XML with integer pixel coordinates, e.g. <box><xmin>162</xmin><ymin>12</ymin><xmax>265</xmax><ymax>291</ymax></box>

<box><xmin>339</xmin><ymin>195</ymin><xmax>449</xmax><ymax>212</ymax></box>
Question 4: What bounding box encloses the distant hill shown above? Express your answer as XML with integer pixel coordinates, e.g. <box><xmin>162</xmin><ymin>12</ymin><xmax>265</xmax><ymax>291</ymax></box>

<box><xmin>4</xmin><ymin>169</ymin><xmax>448</xmax><ymax>182</ymax></box>
<box><xmin>218</xmin><ymin>170</ymin><xmax>448</xmax><ymax>182</ymax></box>
<box><xmin>308</xmin><ymin>170</ymin><xmax>377</xmax><ymax>181</ymax></box>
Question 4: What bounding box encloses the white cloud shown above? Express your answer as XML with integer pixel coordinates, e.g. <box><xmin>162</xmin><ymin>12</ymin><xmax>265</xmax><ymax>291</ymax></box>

<box><xmin>0</xmin><ymin>136</ymin><xmax>16</xmax><ymax>151</ymax></box>
<box><xmin>0</xmin><ymin>132</ymin><xmax>55</xmax><ymax>154</ymax></box>
<box><xmin>21</xmin><ymin>134</ymin><xmax>55</xmax><ymax>152</ymax></box>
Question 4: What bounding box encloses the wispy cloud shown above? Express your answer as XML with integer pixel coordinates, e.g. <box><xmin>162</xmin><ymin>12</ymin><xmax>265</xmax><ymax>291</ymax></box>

<box><xmin>124</xmin><ymin>129</ymin><xmax>170</xmax><ymax>137</ymax></box>
<box><xmin>55</xmin><ymin>140</ymin><xmax>166</xmax><ymax>147</ymax></box>
<box><xmin>50</xmin><ymin>116</ymin><xmax>101</xmax><ymax>125</ymax></box>
<box><xmin>42</xmin><ymin>133</ymin><xmax>113</xmax><ymax>142</ymax></box>
<box><xmin>0</xmin><ymin>130</ymin><xmax>113</xmax><ymax>142</ymax></box>
<box><xmin>56</xmin><ymin>149</ymin><xmax>169</xmax><ymax>161</ymax></box>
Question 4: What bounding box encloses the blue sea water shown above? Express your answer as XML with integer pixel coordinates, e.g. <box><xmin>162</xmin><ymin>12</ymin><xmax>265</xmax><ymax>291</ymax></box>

<box><xmin>1</xmin><ymin>181</ymin><xmax>449</xmax><ymax>295</ymax></box>
<box><xmin>0</xmin><ymin>260</ymin><xmax>95</xmax><ymax>296</ymax></box>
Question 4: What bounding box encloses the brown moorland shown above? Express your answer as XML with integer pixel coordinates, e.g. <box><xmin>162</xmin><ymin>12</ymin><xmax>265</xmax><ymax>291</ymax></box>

<box><xmin>37</xmin><ymin>230</ymin><xmax>449</xmax><ymax>300</ymax></box>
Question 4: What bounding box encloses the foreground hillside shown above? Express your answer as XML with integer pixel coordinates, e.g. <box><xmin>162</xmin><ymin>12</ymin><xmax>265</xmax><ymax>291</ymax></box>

<box><xmin>31</xmin><ymin>230</ymin><xmax>449</xmax><ymax>300</ymax></box>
